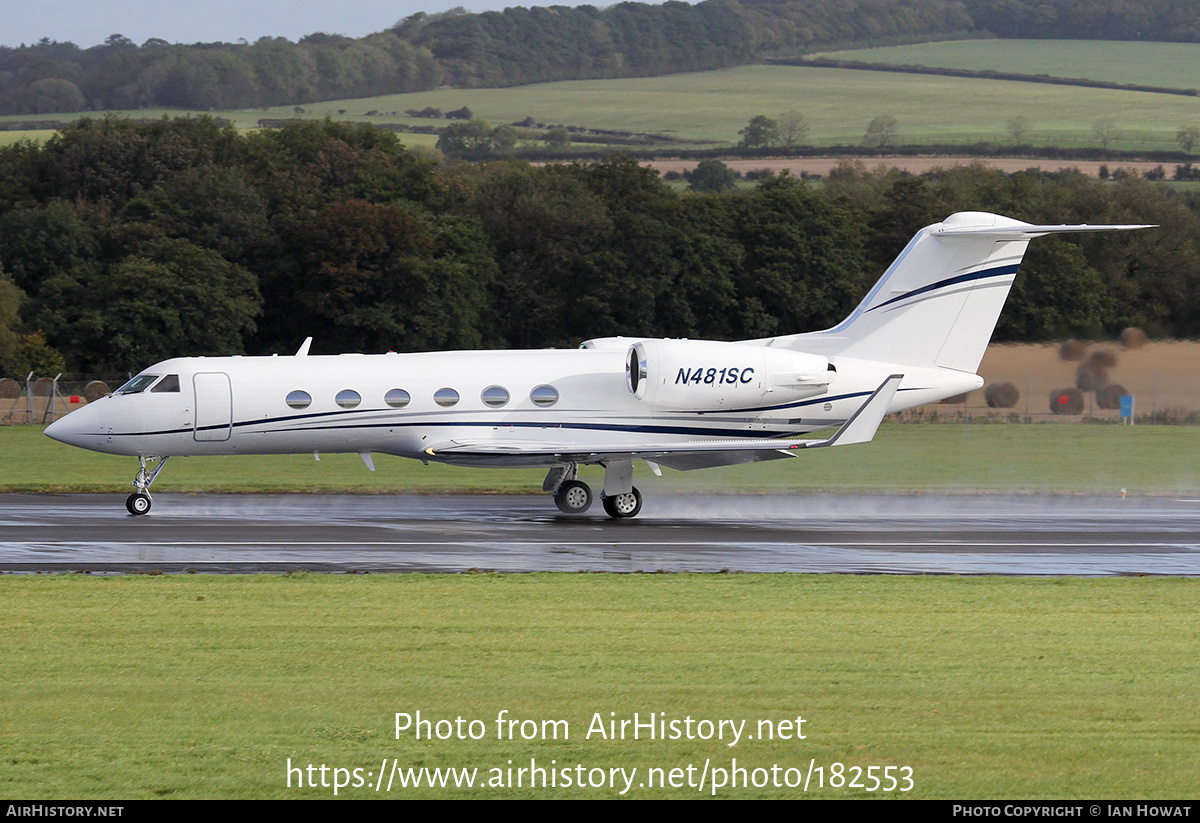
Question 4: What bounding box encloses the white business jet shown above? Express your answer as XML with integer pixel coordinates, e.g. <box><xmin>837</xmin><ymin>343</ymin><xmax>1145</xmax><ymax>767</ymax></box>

<box><xmin>45</xmin><ymin>211</ymin><xmax>1149</xmax><ymax>517</ymax></box>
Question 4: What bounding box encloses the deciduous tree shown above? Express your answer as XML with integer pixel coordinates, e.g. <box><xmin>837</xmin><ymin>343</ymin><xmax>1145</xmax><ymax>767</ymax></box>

<box><xmin>688</xmin><ymin>159</ymin><xmax>737</xmax><ymax>193</ymax></box>
<box><xmin>738</xmin><ymin>115</ymin><xmax>778</xmax><ymax>149</ymax></box>
<box><xmin>863</xmin><ymin>115</ymin><xmax>900</xmax><ymax>149</ymax></box>
<box><xmin>777</xmin><ymin>111</ymin><xmax>810</xmax><ymax>150</ymax></box>
<box><xmin>1177</xmin><ymin>124</ymin><xmax>1200</xmax><ymax>154</ymax></box>
<box><xmin>1006</xmin><ymin>115</ymin><xmax>1032</xmax><ymax>144</ymax></box>
<box><xmin>1093</xmin><ymin>118</ymin><xmax>1121</xmax><ymax>150</ymax></box>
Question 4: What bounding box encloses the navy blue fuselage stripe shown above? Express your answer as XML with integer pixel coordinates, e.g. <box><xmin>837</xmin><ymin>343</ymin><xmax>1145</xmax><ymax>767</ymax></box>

<box><xmin>93</xmin><ymin>388</ymin><xmax>927</xmax><ymax>439</ymax></box>
<box><xmin>866</xmin><ymin>264</ymin><xmax>1019</xmax><ymax>313</ymax></box>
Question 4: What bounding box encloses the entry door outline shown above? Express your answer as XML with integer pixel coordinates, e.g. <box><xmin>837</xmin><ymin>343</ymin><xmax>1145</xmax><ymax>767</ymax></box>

<box><xmin>193</xmin><ymin>372</ymin><xmax>232</xmax><ymax>442</ymax></box>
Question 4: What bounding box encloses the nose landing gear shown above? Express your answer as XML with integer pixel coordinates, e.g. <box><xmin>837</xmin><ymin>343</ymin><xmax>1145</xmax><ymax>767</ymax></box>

<box><xmin>126</xmin><ymin>456</ymin><xmax>168</xmax><ymax>515</ymax></box>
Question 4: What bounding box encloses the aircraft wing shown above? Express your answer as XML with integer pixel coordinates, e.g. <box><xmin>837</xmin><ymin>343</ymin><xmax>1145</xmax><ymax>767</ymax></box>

<box><xmin>425</xmin><ymin>375</ymin><xmax>903</xmax><ymax>470</ymax></box>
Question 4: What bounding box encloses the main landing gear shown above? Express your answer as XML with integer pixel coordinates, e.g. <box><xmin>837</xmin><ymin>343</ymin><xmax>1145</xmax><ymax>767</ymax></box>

<box><xmin>545</xmin><ymin>463</ymin><xmax>642</xmax><ymax>519</ymax></box>
<box><xmin>554</xmin><ymin>479</ymin><xmax>593</xmax><ymax>514</ymax></box>
<box><xmin>602</xmin><ymin>488</ymin><xmax>642</xmax><ymax>519</ymax></box>
<box><xmin>126</xmin><ymin>455</ymin><xmax>168</xmax><ymax>516</ymax></box>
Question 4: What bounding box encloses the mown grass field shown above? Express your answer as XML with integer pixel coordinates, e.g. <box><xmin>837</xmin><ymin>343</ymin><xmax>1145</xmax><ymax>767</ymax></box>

<box><xmin>2</xmin><ymin>54</ymin><xmax>1198</xmax><ymax>151</ymax></box>
<box><xmin>4</xmin><ymin>421</ymin><xmax>1198</xmax><ymax>495</ymax></box>
<box><xmin>0</xmin><ymin>129</ymin><xmax>56</xmax><ymax>146</ymax></box>
<box><xmin>1</xmin><ymin>573</ymin><xmax>1197</xmax><ymax>799</ymax></box>
<box><xmin>261</xmin><ymin>64</ymin><xmax>1200</xmax><ymax>151</ymax></box>
<box><xmin>821</xmin><ymin>39</ymin><xmax>1200</xmax><ymax>92</ymax></box>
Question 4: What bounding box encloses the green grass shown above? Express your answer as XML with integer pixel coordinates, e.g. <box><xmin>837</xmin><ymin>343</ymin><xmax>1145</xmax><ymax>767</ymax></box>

<box><xmin>821</xmin><ymin>39</ymin><xmax>1200</xmax><ymax>92</ymax></box>
<box><xmin>0</xmin><ymin>129</ymin><xmax>56</xmax><ymax>146</ymax></box>
<box><xmin>5</xmin><ymin>422</ymin><xmax>1198</xmax><ymax>496</ymax></box>
<box><xmin>256</xmin><ymin>65</ymin><xmax>1200</xmax><ymax>151</ymax></box>
<box><xmin>4</xmin><ymin>61</ymin><xmax>1199</xmax><ymax>151</ymax></box>
<box><xmin>1</xmin><ymin>573</ymin><xmax>1196</xmax><ymax>798</ymax></box>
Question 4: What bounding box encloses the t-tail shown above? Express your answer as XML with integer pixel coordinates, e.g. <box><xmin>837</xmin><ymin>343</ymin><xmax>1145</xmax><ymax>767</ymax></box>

<box><xmin>762</xmin><ymin>211</ymin><xmax>1153</xmax><ymax>373</ymax></box>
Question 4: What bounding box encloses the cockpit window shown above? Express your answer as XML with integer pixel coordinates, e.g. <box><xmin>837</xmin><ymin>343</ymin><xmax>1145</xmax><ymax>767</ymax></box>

<box><xmin>115</xmin><ymin>374</ymin><xmax>159</xmax><ymax>395</ymax></box>
<box><xmin>151</xmin><ymin>374</ymin><xmax>180</xmax><ymax>393</ymax></box>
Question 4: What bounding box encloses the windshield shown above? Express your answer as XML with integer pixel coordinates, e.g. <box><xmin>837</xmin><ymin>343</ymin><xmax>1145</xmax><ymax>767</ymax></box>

<box><xmin>114</xmin><ymin>374</ymin><xmax>160</xmax><ymax>395</ymax></box>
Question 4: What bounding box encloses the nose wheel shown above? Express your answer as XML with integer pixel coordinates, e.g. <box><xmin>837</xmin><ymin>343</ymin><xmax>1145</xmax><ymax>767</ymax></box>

<box><xmin>126</xmin><ymin>455</ymin><xmax>168</xmax><ymax>516</ymax></box>
<box><xmin>126</xmin><ymin>492</ymin><xmax>152</xmax><ymax>515</ymax></box>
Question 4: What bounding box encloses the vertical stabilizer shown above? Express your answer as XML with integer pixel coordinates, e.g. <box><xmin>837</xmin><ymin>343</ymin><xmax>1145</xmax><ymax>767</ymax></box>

<box><xmin>758</xmin><ymin>212</ymin><xmax>1153</xmax><ymax>374</ymax></box>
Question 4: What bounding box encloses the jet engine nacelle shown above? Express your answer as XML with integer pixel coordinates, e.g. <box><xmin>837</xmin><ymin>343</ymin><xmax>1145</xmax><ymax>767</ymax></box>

<box><xmin>627</xmin><ymin>339</ymin><xmax>833</xmax><ymax>411</ymax></box>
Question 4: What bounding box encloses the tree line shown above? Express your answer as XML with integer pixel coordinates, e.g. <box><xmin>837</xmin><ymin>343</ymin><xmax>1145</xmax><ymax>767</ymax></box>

<box><xmin>5</xmin><ymin>0</ymin><xmax>1200</xmax><ymax>115</ymax></box>
<box><xmin>0</xmin><ymin>32</ymin><xmax>439</xmax><ymax>115</ymax></box>
<box><xmin>1</xmin><ymin>116</ymin><xmax>1198</xmax><ymax>376</ymax></box>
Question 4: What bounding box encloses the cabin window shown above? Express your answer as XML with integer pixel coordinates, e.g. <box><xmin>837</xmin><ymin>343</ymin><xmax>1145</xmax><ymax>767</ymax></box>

<box><xmin>285</xmin><ymin>390</ymin><xmax>311</xmax><ymax>409</ymax></box>
<box><xmin>434</xmin><ymin>388</ymin><xmax>460</xmax><ymax>407</ymax></box>
<box><xmin>481</xmin><ymin>386</ymin><xmax>510</xmax><ymax>407</ymax></box>
<box><xmin>384</xmin><ymin>389</ymin><xmax>411</xmax><ymax>408</ymax></box>
<box><xmin>115</xmin><ymin>374</ymin><xmax>159</xmax><ymax>395</ymax></box>
<box><xmin>151</xmin><ymin>374</ymin><xmax>180</xmax><ymax>393</ymax></box>
<box><xmin>335</xmin><ymin>389</ymin><xmax>361</xmax><ymax>409</ymax></box>
<box><xmin>530</xmin><ymin>384</ymin><xmax>559</xmax><ymax>407</ymax></box>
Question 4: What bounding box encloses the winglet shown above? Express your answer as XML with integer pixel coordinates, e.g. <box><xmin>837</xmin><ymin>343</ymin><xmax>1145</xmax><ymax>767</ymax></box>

<box><xmin>295</xmin><ymin>337</ymin><xmax>312</xmax><ymax>357</ymax></box>
<box><xmin>804</xmin><ymin>374</ymin><xmax>903</xmax><ymax>449</ymax></box>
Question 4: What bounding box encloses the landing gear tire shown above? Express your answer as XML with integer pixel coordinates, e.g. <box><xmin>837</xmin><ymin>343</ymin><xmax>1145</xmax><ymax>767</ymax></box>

<box><xmin>602</xmin><ymin>487</ymin><xmax>642</xmax><ymax>519</ymax></box>
<box><xmin>126</xmin><ymin>492</ymin><xmax>152</xmax><ymax>516</ymax></box>
<box><xmin>554</xmin><ymin>480</ymin><xmax>593</xmax><ymax>514</ymax></box>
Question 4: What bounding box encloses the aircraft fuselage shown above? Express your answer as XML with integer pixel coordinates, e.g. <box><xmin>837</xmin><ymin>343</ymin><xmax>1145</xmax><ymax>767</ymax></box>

<box><xmin>46</xmin><ymin>347</ymin><xmax>976</xmax><ymax>466</ymax></box>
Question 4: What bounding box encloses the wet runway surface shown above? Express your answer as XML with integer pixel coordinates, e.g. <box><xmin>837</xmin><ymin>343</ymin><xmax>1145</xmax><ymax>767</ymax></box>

<box><xmin>2</xmin><ymin>492</ymin><xmax>1199</xmax><ymax>574</ymax></box>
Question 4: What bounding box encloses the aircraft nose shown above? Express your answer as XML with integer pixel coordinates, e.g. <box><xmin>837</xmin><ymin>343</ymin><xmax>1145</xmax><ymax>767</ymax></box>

<box><xmin>44</xmin><ymin>401</ymin><xmax>104</xmax><ymax>450</ymax></box>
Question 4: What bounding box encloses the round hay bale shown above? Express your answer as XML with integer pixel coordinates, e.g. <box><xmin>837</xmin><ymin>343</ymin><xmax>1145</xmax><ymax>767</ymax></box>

<box><xmin>1118</xmin><ymin>327</ymin><xmax>1147</xmax><ymax>349</ymax></box>
<box><xmin>1050</xmin><ymin>388</ymin><xmax>1084</xmax><ymax>415</ymax></box>
<box><xmin>1059</xmin><ymin>339</ymin><xmax>1087</xmax><ymax>361</ymax></box>
<box><xmin>0</xmin><ymin>378</ymin><xmax>19</xmax><ymax>399</ymax></box>
<box><xmin>1076</xmin><ymin>362</ymin><xmax>1109</xmax><ymax>391</ymax></box>
<box><xmin>984</xmin><ymin>382</ymin><xmax>1019</xmax><ymax>408</ymax></box>
<box><xmin>83</xmin><ymin>380</ymin><xmax>111</xmax><ymax>403</ymax></box>
<box><xmin>1087</xmin><ymin>348</ymin><xmax>1118</xmax><ymax>368</ymax></box>
<box><xmin>33</xmin><ymin>376</ymin><xmax>54</xmax><ymax>396</ymax></box>
<box><xmin>1095</xmin><ymin>383</ymin><xmax>1128</xmax><ymax>410</ymax></box>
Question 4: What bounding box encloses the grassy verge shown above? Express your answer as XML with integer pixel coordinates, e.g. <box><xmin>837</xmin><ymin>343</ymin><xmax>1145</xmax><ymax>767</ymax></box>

<box><xmin>1</xmin><ymin>574</ymin><xmax>1195</xmax><ymax>799</ymax></box>
<box><xmin>5</xmin><ymin>422</ymin><xmax>1198</xmax><ymax>496</ymax></box>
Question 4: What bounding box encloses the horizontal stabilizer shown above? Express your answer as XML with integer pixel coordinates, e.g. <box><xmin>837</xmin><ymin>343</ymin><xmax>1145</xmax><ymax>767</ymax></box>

<box><xmin>933</xmin><ymin>222</ymin><xmax>1155</xmax><ymax>238</ymax></box>
<box><xmin>801</xmin><ymin>373</ymin><xmax>902</xmax><ymax>448</ymax></box>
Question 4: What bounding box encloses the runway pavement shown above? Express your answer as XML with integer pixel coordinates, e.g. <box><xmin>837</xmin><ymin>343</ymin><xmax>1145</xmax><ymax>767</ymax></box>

<box><xmin>2</xmin><ymin>492</ymin><xmax>1198</xmax><ymax>575</ymax></box>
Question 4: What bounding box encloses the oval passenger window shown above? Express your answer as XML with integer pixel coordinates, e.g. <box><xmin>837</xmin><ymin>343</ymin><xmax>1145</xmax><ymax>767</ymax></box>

<box><xmin>384</xmin><ymin>388</ymin><xmax>411</xmax><ymax>408</ymax></box>
<box><xmin>530</xmin><ymin>385</ymin><xmax>559</xmax><ymax>407</ymax></box>
<box><xmin>335</xmin><ymin>390</ymin><xmax>361</xmax><ymax>409</ymax></box>
<box><xmin>286</xmin><ymin>390</ymin><xmax>311</xmax><ymax>409</ymax></box>
<box><xmin>434</xmin><ymin>388</ymin><xmax>460</xmax><ymax>407</ymax></box>
<box><xmin>481</xmin><ymin>386</ymin><xmax>510</xmax><ymax>407</ymax></box>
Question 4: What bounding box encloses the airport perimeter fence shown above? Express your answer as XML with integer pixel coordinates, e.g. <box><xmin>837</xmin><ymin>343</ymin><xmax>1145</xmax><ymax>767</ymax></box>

<box><xmin>1</xmin><ymin>373</ymin><xmax>128</xmax><ymax>425</ymax></box>
<box><xmin>901</xmin><ymin>340</ymin><xmax>1200</xmax><ymax>425</ymax></box>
